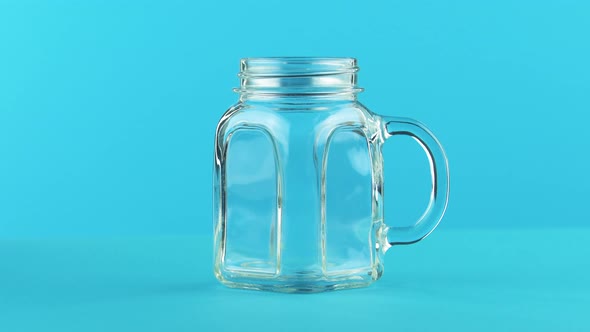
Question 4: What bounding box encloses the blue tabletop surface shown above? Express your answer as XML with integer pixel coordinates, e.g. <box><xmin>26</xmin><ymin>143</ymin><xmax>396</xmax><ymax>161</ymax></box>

<box><xmin>1</xmin><ymin>228</ymin><xmax>587</xmax><ymax>332</ymax></box>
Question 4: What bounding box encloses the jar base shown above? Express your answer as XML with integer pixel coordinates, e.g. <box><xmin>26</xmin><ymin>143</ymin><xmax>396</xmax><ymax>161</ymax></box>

<box><xmin>215</xmin><ymin>267</ymin><xmax>382</xmax><ymax>293</ymax></box>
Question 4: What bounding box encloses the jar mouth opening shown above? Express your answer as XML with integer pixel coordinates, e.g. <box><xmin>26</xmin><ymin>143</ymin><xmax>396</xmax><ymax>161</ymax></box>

<box><xmin>240</xmin><ymin>57</ymin><xmax>359</xmax><ymax>77</ymax></box>
<box><xmin>237</xmin><ymin>57</ymin><xmax>362</xmax><ymax>96</ymax></box>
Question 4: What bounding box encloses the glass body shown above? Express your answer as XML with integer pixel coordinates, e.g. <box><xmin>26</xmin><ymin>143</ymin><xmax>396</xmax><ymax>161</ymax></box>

<box><xmin>213</xmin><ymin>58</ymin><xmax>449</xmax><ymax>293</ymax></box>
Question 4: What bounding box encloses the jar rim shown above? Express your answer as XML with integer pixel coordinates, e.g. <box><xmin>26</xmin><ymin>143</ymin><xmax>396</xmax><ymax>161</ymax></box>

<box><xmin>240</xmin><ymin>57</ymin><xmax>358</xmax><ymax>77</ymax></box>
<box><xmin>236</xmin><ymin>57</ymin><xmax>362</xmax><ymax>97</ymax></box>
<box><xmin>242</xmin><ymin>56</ymin><xmax>356</xmax><ymax>62</ymax></box>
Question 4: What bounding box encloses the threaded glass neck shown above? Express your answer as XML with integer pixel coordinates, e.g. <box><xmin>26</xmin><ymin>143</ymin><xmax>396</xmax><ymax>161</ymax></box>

<box><xmin>236</xmin><ymin>57</ymin><xmax>363</xmax><ymax>100</ymax></box>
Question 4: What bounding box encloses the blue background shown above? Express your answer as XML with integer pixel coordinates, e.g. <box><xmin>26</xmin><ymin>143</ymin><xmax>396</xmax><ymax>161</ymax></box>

<box><xmin>0</xmin><ymin>0</ymin><xmax>589</xmax><ymax>331</ymax></box>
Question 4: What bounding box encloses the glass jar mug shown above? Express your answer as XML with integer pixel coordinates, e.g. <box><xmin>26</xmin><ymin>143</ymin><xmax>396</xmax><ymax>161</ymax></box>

<box><xmin>213</xmin><ymin>57</ymin><xmax>449</xmax><ymax>293</ymax></box>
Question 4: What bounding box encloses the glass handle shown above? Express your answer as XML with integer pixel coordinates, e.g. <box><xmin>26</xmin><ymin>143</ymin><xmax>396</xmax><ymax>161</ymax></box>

<box><xmin>379</xmin><ymin>116</ymin><xmax>450</xmax><ymax>247</ymax></box>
